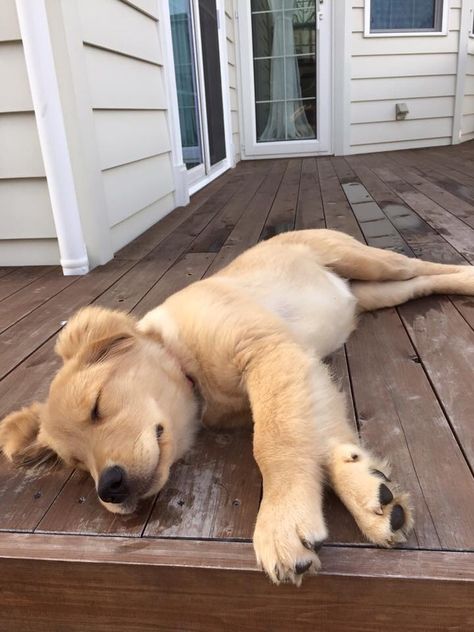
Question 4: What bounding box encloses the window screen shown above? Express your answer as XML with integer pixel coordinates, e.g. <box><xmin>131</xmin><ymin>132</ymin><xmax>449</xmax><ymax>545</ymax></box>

<box><xmin>370</xmin><ymin>0</ymin><xmax>443</xmax><ymax>32</ymax></box>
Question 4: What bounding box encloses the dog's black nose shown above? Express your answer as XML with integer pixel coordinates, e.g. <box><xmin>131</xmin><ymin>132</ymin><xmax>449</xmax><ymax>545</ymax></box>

<box><xmin>98</xmin><ymin>465</ymin><xmax>129</xmax><ymax>504</ymax></box>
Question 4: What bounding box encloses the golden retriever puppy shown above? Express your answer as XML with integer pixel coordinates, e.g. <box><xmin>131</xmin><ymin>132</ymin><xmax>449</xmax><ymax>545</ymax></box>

<box><xmin>2</xmin><ymin>229</ymin><xmax>474</xmax><ymax>585</ymax></box>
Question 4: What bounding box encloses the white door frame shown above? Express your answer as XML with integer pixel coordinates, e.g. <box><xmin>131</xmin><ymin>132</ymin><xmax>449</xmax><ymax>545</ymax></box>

<box><xmin>160</xmin><ymin>0</ymin><xmax>234</xmax><ymax>200</ymax></box>
<box><xmin>237</xmin><ymin>0</ymin><xmax>332</xmax><ymax>158</ymax></box>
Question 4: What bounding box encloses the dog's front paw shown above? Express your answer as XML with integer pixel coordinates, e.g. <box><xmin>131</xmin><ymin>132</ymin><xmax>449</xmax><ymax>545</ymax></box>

<box><xmin>253</xmin><ymin>496</ymin><xmax>328</xmax><ymax>586</ymax></box>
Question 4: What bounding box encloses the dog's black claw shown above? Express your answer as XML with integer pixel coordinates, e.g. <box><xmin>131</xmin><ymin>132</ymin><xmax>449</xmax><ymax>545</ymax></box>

<box><xmin>390</xmin><ymin>504</ymin><xmax>405</xmax><ymax>531</ymax></box>
<box><xmin>371</xmin><ymin>468</ymin><xmax>391</xmax><ymax>482</ymax></box>
<box><xmin>295</xmin><ymin>560</ymin><xmax>312</xmax><ymax>575</ymax></box>
<box><xmin>274</xmin><ymin>565</ymin><xmax>281</xmax><ymax>582</ymax></box>
<box><xmin>379</xmin><ymin>483</ymin><xmax>393</xmax><ymax>506</ymax></box>
<box><xmin>302</xmin><ymin>538</ymin><xmax>325</xmax><ymax>553</ymax></box>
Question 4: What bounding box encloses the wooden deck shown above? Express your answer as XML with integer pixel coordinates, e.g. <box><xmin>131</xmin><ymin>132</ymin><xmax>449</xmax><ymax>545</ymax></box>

<box><xmin>1</xmin><ymin>143</ymin><xmax>474</xmax><ymax>631</ymax></box>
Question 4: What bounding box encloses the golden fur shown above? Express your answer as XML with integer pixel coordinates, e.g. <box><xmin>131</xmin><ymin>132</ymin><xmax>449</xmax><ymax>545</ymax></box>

<box><xmin>1</xmin><ymin>229</ymin><xmax>474</xmax><ymax>585</ymax></box>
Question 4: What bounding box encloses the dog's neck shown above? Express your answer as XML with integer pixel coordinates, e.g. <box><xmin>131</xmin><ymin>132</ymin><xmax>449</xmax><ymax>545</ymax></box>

<box><xmin>137</xmin><ymin>307</ymin><xmax>204</xmax><ymax>417</ymax></box>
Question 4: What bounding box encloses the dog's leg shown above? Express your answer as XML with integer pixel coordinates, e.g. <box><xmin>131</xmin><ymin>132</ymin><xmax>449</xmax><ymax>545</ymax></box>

<box><xmin>238</xmin><ymin>336</ymin><xmax>352</xmax><ymax>585</ymax></box>
<box><xmin>273</xmin><ymin>229</ymin><xmax>469</xmax><ymax>281</ymax></box>
<box><xmin>326</xmin><ymin>442</ymin><xmax>414</xmax><ymax>547</ymax></box>
<box><xmin>352</xmin><ymin>267</ymin><xmax>474</xmax><ymax>311</ymax></box>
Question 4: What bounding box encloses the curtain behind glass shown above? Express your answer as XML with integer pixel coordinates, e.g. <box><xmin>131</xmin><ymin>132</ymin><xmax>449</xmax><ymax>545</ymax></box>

<box><xmin>371</xmin><ymin>0</ymin><xmax>437</xmax><ymax>31</ymax></box>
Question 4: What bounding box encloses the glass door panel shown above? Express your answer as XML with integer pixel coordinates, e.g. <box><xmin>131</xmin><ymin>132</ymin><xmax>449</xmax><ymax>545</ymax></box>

<box><xmin>198</xmin><ymin>0</ymin><xmax>227</xmax><ymax>166</ymax></box>
<box><xmin>251</xmin><ymin>0</ymin><xmax>317</xmax><ymax>143</ymax></box>
<box><xmin>169</xmin><ymin>0</ymin><xmax>204</xmax><ymax>171</ymax></box>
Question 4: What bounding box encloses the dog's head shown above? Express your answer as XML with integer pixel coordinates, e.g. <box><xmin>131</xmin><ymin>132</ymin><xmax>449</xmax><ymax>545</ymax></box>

<box><xmin>0</xmin><ymin>306</ymin><xmax>199</xmax><ymax>514</ymax></box>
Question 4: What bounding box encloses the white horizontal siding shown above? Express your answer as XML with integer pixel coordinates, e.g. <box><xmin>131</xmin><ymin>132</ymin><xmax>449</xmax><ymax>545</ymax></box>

<box><xmin>93</xmin><ymin>110</ymin><xmax>171</xmax><ymax>170</ymax></box>
<box><xmin>0</xmin><ymin>239</ymin><xmax>60</xmax><ymax>266</ymax></box>
<box><xmin>0</xmin><ymin>0</ymin><xmax>20</xmax><ymax>41</ymax></box>
<box><xmin>0</xmin><ymin>179</ymin><xmax>55</xmax><ymax>238</ymax></box>
<box><xmin>351</xmin><ymin>96</ymin><xmax>454</xmax><ymax>124</ymax></box>
<box><xmin>110</xmin><ymin>192</ymin><xmax>174</xmax><ymax>252</ymax></box>
<box><xmin>0</xmin><ymin>0</ymin><xmax>58</xmax><ymax>263</ymax></box>
<box><xmin>79</xmin><ymin>0</ymin><xmax>162</xmax><ymax>65</ymax></box>
<box><xmin>84</xmin><ymin>46</ymin><xmax>167</xmax><ymax>109</ymax></box>
<box><xmin>0</xmin><ymin>113</ymin><xmax>44</xmax><ymax>178</ymax></box>
<box><xmin>352</xmin><ymin>75</ymin><xmax>456</xmax><ymax>102</ymax></box>
<box><xmin>121</xmin><ymin>0</ymin><xmax>158</xmax><ymax>19</ymax></box>
<box><xmin>102</xmin><ymin>153</ymin><xmax>174</xmax><ymax>227</ymax></box>
<box><xmin>79</xmin><ymin>0</ymin><xmax>175</xmax><ymax>254</ymax></box>
<box><xmin>0</xmin><ymin>41</ymin><xmax>32</xmax><ymax>112</ymax></box>
<box><xmin>350</xmin><ymin>2</ymin><xmax>461</xmax><ymax>154</ymax></box>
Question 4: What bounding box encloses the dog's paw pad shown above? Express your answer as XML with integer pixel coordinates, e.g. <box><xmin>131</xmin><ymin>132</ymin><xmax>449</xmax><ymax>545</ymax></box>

<box><xmin>379</xmin><ymin>483</ymin><xmax>394</xmax><ymax>507</ymax></box>
<box><xmin>390</xmin><ymin>504</ymin><xmax>405</xmax><ymax>532</ymax></box>
<box><xmin>295</xmin><ymin>560</ymin><xmax>313</xmax><ymax>575</ymax></box>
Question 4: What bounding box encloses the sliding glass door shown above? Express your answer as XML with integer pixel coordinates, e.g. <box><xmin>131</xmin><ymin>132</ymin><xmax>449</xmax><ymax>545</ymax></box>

<box><xmin>239</xmin><ymin>0</ymin><xmax>331</xmax><ymax>157</ymax></box>
<box><xmin>169</xmin><ymin>0</ymin><xmax>228</xmax><ymax>189</ymax></box>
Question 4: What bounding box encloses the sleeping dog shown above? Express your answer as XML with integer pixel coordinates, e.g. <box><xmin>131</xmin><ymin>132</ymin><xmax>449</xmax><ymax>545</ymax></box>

<box><xmin>2</xmin><ymin>229</ymin><xmax>474</xmax><ymax>585</ymax></box>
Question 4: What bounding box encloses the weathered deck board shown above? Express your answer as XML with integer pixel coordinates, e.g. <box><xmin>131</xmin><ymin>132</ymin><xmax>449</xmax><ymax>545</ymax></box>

<box><xmin>0</xmin><ymin>144</ymin><xmax>474</xmax><ymax>563</ymax></box>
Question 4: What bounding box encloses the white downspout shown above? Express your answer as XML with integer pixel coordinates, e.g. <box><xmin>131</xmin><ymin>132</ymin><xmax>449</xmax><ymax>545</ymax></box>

<box><xmin>15</xmin><ymin>0</ymin><xmax>89</xmax><ymax>275</ymax></box>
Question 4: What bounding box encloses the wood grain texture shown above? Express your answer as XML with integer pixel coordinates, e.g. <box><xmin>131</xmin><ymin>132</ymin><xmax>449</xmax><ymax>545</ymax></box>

<box><xmin>0</xmin><ymin>147</ymin><xmax>474</xmax><ymax>625</ymax></box>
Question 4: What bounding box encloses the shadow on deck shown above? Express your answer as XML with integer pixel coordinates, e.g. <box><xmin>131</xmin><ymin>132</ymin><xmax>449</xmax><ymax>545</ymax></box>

<box><xmin>1</xmin><ymin>143</ymin><xmax>474</xmax><ymax>631</ymax></box>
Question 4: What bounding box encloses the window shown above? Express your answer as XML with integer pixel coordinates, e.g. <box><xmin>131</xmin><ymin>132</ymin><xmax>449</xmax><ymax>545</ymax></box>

<box><xmin>369</xmin><ymin>0</ymin><xmax>444</xmax><ymax>34</ymax></box>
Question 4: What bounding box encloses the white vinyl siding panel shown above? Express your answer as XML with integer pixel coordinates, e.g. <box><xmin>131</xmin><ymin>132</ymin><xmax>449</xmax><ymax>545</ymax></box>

<box><xmin>93</xmin><ymin>110</ymin><xmax>171</xmax><ymax>170</ymax></box>
<box><xmin>0</xmin><ymin>180</ymin><xmax>56</xmax><ymax>238</ymax></box>
<box><xmin>103</xmin><ymin>153</ymin><xmax>174</xmax><ymax>227</ymax></box>
<box><xmin>84</xmin><ymin>46</ymin><xmax>167</xmax><ymax>110</ymax></box>
<box><xmin>0</xmin><ymin>42</ymin><xmax>33</xmax><ymax>112</ymax></box>
<box><xmin>350</xmin><ymin>1</ymin><xmax>460</xmax><ymax>154</ymax></box>
<box><xmin>225</xmin><ymin>1</ymin><xmax>240</xmax><ymax>162</ymax></box>
<box><xmin>0</xmin><ymin>239</ymin><xmax>60</xmax><ymax>266</ymax></box>
<box><xmin>0</xmin><ymin>113</ymin><xmax>44</xmax><ymax>178</ymax></box>
<box><xmin>110</xmin><ymin>192</ymin><xmax>174</xmax><ymax>252</ymax></box>
<box><xmin>0</xmin><ymin>0</ymin><xmax>58</xmax><ymax>264</ymax></box>
<box><xmin>79</xmin><ymin>0</ymin><xmax>175</xmax><ymax>245</ymax></box>
<box><xmin>79</xmin><ymin>0</ymin><xmax>162</xmax><ymax>65</ymax></box>
<box><xmin>0</xmin><ymin>0</ymin><xmax>20</xmax><ymax>41</ymax></box>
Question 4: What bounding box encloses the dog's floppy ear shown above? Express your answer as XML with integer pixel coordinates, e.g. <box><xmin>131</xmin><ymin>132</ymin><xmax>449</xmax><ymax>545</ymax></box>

<box><xmin>55</xmin><ymin>306</ymin><xmax>137</xmax><ymax>362</ymax></box>
<box><xmin>0</xmin><ymin>402</ymin><xmax>59</xmax><ymax>469</ymax></box>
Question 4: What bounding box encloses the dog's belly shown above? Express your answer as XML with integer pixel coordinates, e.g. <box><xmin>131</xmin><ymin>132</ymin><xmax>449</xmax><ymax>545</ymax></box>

<box><xmin>231</xmin><ymin>261</ymin><xmax>357</xmax><ymax>358</ymax></box>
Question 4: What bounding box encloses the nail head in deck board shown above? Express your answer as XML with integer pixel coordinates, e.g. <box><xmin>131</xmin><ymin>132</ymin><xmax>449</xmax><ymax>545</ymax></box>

<box><xmin>0</xmin><ymin>457</ymin><xmax>74</xmax><ymax>532</ymax></box>
<box><xmin>36</xmin><ymin>469</ymin><xmax>154</xmax><ymax>537</ymax></box>
<box><xmin>347</xmin><ymin>308</ymin><xmax>474</xmax><ymax>550</ymax></box>
<box><xmin>145</xmin><ymin>427</ymin><xmax>261</xmax><ymax>540</ymax></box>
<box><xmin>399</xmin><ymin>296</ymin><xmax>474</xmax><ymax>476</ymax></box>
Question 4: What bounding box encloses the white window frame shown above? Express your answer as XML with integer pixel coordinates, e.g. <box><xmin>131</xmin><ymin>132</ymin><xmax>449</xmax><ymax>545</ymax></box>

<box><xmin>364</xmin><ymin>0</ymin><xmax>449</xmax><ymax>38</ymax></box>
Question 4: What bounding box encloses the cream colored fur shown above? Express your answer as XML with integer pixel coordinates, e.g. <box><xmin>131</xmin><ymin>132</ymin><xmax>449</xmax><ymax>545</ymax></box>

<box><xmin>1</xmin><ymin>229</ymin><xmax>474</xmax><ymax>585</ymax></box>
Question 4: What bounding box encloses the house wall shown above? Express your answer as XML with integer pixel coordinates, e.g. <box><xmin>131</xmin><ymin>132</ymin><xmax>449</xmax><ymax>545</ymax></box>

<box><xmin>0</xmin><ymin>0</ymin><xmax>59</xmax><ymax>265</ymax></box>
<box><xmin>225</xmin><ymin>0</ymin><xmax>240</xmax><ymax>163</ymax></box>
<box><xmin>77</xmin><ymin>0</ymin><xmax>175</xmax><ymax>253</ymax></box>
<box><xmin>350</xmin><ymin>0</ymin><xmax>462</xmax><ymax>154</ymax></box>
<box><xmin>461</xmin><ymin>33</ymin><xmax>474</xmax><ymax>141</ymax></box>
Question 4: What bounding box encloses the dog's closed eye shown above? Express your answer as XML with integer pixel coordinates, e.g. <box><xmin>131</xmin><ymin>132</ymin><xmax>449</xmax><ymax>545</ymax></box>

<box><xmin>91</xmin><ymin>392</ymin><xmax>101</xmax><ymax>423</ymax></box>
